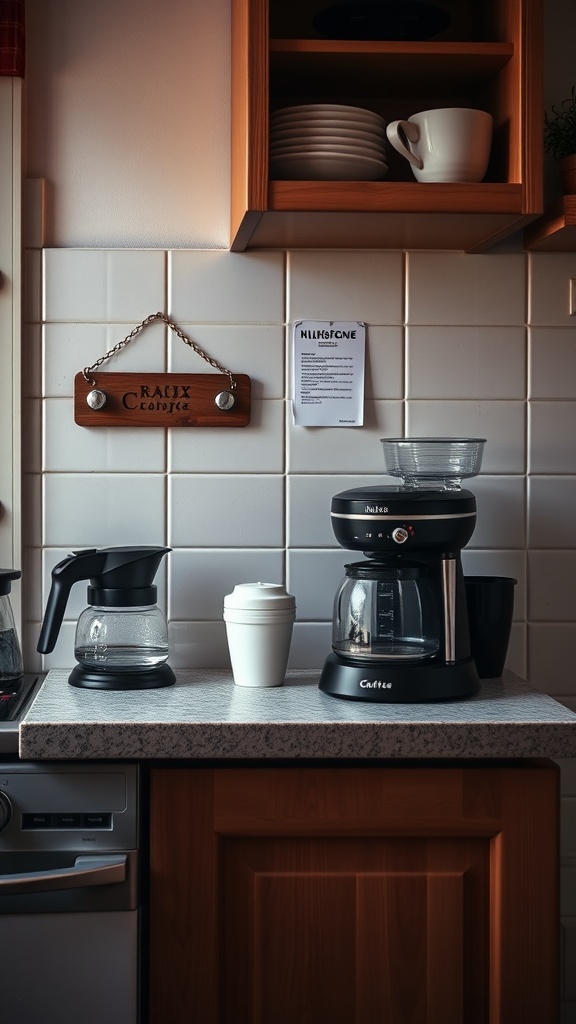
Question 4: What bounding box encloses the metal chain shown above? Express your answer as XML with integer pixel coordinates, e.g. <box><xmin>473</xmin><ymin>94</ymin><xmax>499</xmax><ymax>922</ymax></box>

<box><xmin>82</xmin><ymin>312</ymin><xmax>237</xmax><ymax>390</ymax></box>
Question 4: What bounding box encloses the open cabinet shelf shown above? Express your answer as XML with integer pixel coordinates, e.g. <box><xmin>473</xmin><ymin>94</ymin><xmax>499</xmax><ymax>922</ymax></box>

<box><xmin>230</xmin><ymin>0</ymin><xmax>543</xmax><ymax>252</ymax></box>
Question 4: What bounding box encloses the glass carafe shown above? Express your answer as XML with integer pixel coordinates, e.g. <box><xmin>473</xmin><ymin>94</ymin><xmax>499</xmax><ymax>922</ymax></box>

<box><xmin>332</xmin><ymin>562</ymin><xmax>440</xmax><ymax>662</ymax></box>
<box><xmin>74</xmin><ymin>604</ymin><xmax>169</xmax><ymax>673</ymax></box>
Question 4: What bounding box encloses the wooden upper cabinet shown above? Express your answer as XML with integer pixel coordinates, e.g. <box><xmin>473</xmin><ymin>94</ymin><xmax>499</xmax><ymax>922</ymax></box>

<box><xmin>524</xmin><ymin>195</ymin><xmax>576</xmax><ymax>251</ymax></box>
<box><xmin>230</xmin><ymin>0</ymin><xmax>543</xmax><ymax>251</ymax></box>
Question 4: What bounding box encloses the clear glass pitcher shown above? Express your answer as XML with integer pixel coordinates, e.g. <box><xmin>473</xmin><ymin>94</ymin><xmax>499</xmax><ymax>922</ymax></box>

<box><xmin>332</xmin><ymin>562</ymin><xmax>440</xmax><ymax>662</ymax></box>
<box><xmin>74</xmin><ymin>604</ymin><xmax>169</xmax><ymax>673</ymax></box>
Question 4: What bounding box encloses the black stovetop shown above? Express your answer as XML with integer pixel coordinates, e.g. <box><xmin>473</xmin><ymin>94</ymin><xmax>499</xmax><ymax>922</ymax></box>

<box><xmin>0</xmin><ymin>674</ymin><xmax>44</xmax><ymax>754</ymax></box>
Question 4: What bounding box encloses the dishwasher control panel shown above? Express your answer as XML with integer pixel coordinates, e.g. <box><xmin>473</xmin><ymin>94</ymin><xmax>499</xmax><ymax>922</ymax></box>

<box><xmin>22</xmin><ymin>811</ymin><xmax>112</xmax><ymax>830</ymax></box>
<box><xmin>0</xmin><ymin>763</ymin><xmax>139</xmax><ymax>851</ymax></box>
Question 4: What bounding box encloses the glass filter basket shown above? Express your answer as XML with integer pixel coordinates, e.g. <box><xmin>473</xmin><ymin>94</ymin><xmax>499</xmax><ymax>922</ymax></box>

<box><xmin>380</xmin><ymin>437</ymin><xmax>486</xmax><ymax>489</ymax></box>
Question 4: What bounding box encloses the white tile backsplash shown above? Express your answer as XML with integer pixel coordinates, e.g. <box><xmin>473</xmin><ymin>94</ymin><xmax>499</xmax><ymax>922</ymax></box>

<box><xmin>43</xmin><ymin>249</ymin><xmax>166</xmax><ymax>322</ymax></box>
<box><xmin>364</xmin><ymin>326</ymin><xmax>404</xmax><ymax>399</ymax></box>
<box><xmin>169</xmin><ymin>400</ymin><xmax>285</xmax><ymax>474</ymax></box>
<box><xmin>528</xmin><ymin>552</ymin><xmax>576</xmax><ymax>621</ymax></box>
<box><xmin>529</xmin><ymin>624</ymin><xmax>576</xmax><ymax>694</ymax></box>
<box><xmin>287</xmin><ymin>251</ymin><xmax>404</xmax><ymax>324</ymax></box>
<box><xmin>530</xmin><ymin>327</ymin><xmax>576</xmax><ymax>399</ymax></box>
<box><xmin>468</xmin><ymin>476</ymin><xmax>526</xmax><ymax>549</ymax></box>
<box><xmin>287</xmin><ymin>400</ymin><xmax>403</xmax><ymax>474</ymax></box>
<box><xmin>505</xmin><ymin>621</ymin><xmax>526</xmax><ymax>678</ymax></box>
<box><xmin>406</xmin><ymin>401</ymin><xmax>526</xmax><ymax>474</ymax></box>
<box><xmin>43</xmin><ymin>321</ymin><xmax>167</xmax><ymax>396</ymax></box>
<box><xmin>168</xmin><ymin>324</ymin><xmax>285</xmax><ymax>399</ymax></box>
<box><xmin>529</xmin><ymin>402</ymin><xmax>576</xmax><ymax>473</ymax></box>
<box><xmin>529</xmin><ymin>253</ymin><xmax>576</xmax><ymax>326</ymax></box>
<box><xmin>289</xmin><ymin>621</ymin><xmax>333</xmax><ymax>669</ymax></box>
<box><xmin>287</xmin><ymin>549</ymin><xmax>351</xmax><ymax>621</ymax></box>
<box><xmin>43</xmin><ymin>399</ymin><xmax>167</xmax><ymax>473</ymax></box>
<box><xmin>528</xmin><ymin>477</ymin><xmax>576</xmax><ymax>548</ymax></box>
<box><xmin>168</xmin><ymin>620</ymin><xmax>229</xmax><ymax>668</ymax></box>
<box><xmin>169</xmin><ymin>474</ymin><xmax>284</xmax><ymax>548</ymax></box>
<box><xmin>169</xmin><ymin>548</ymin><xmax>285</xmax><ymax>620</ymax></box>
<box><xmin>407</xmin><ymin>252</ymin><xmax>526</xmax><ymax>325</ymax></box>
<box><xmin>43</xmin><ymin>473</ymin><xmax>166</xmax><ymax>547</ymax></box>
<box><xmin>407</xmin><ymin>326</ymin><xmax>526</xmax><ymax>399</ymax></box>
<box><xmin>169</xmin><ymin>250</ymin><xmax>285</xmax><ymax>323</ymax></box>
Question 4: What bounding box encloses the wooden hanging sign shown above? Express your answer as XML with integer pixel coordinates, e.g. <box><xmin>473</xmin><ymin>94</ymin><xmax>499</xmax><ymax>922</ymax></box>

<box><xmin>73</xmin><ymin>313</ymin><xmax>251</xmax><ymax>427</ymax></box>
<box><xmin>74</xmin><ymin>372</ymin><xmax>251</xmax><ymax>427</ymax></box>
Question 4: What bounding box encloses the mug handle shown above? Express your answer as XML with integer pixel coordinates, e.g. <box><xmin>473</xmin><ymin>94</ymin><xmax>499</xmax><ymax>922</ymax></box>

<box><xmin>385</xmin><ymin>120</ymin><xmax>423</xmax><ymax>169</ymax></box>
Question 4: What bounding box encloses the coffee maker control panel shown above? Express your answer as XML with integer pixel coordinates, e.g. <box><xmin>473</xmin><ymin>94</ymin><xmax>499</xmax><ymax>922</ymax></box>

<box><xmin>392</xmin><ymin>527</ymin><xmax>409</xmax><ymax>544</ymax></box>
<box><xmin>330</xmin><ymin>486</ymin><xmax>477</xmax><ymax>554</ymax></box>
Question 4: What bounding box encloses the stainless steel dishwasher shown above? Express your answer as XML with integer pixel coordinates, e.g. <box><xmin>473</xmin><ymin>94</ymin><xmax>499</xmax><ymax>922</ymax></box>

<box><xmin>0</xmin><ymin>761</ymin><xmax>142</xmax><ymax>1024</ymax></box>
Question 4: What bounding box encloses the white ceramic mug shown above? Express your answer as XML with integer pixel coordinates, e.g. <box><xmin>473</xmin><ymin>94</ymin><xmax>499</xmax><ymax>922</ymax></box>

<box><xmin>386</xmin><ymin>107</ymin><xmax>493</xmax><ymax>183</ymax></box>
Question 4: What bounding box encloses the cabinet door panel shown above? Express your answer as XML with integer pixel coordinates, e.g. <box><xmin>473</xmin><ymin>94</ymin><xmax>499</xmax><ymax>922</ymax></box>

<box><xmin>357</xmin><ymin>871</ymin><xmax>465</xmax><ymax>1024</ymax></box>
<box><xmin>221</xmin><ymin>836</ymin><xmax>487</xmax><ymax>1024</ymax></box>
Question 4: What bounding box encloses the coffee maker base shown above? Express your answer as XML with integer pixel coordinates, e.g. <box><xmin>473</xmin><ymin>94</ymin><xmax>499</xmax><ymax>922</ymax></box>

<box><xmin>68</xmin><ymin>664</ymin><xmax>176</xmax><ymax>690</ymax></box>
<box><xmin>319</xmin><ymin>653</ymin><xmax>480</xmax><ymax>703</ymax></box>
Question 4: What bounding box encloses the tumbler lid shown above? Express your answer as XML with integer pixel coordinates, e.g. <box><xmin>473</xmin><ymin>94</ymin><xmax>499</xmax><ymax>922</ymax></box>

<box><xmin>224</xmin><ymin>582</ymin><xmax>295</xmax><ymax>611</ymax></box>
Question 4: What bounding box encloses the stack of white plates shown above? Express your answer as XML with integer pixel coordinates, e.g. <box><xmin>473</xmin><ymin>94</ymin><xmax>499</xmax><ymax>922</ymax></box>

<box><xmin>270</xmin><ymin>103</ymin><xmax>388</xmax><ymax>180</ymax></box>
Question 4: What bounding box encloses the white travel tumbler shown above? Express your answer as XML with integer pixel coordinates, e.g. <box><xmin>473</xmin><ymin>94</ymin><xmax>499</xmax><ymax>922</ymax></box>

<box><xmin>223</xmin><ymin>582</ymin><xmax>296</xmax><ymax>687</ymax></box>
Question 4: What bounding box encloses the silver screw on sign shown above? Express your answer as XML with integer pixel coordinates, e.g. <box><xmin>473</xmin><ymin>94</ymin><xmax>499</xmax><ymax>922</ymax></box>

<box><xmin>86</xmin><ymin>389</ymin><xmax>107</xmax><ymax>410</ymax></box>
<box><xmin>214</xmin><ymin>391</ymin><xmax>235</xmax><ymax>411</ymax></box>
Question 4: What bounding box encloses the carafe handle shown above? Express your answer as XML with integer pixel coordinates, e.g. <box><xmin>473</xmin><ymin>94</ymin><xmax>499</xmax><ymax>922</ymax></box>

<box><xmin>37</xmin><ymin>549</ymin><xmax>109</xmax><ymax>654</ymax></box>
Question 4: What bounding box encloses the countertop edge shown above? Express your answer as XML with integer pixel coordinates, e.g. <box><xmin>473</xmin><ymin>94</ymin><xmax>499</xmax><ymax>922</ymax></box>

<box><xmin>18</xmin><ymin>669</ymin><xmax>576</xmax><ymax>760</ymax></box>
<box><xmin>19</xmin><ymin>720</ymin><xmax>576</xmax><ymax>761</ymax></box>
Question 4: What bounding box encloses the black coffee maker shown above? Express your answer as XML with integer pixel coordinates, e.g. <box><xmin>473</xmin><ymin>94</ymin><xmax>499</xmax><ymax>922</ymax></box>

<box><xmin>319</xmin><ymin>438</ymin><xmax>486</xmax><ymax>703</ymax></box>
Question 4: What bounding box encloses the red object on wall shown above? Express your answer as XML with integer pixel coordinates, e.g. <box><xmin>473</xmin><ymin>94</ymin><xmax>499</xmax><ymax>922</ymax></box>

<box><xmin>0</xmin><ymin>0</ymin><xmax>24</xmax><ymax>77</ymax></box>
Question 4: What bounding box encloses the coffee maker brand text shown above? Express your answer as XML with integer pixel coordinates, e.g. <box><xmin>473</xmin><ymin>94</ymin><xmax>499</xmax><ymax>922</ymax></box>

<box><xmin>364</xmin><ymin>504</ymin><xmax>389</xmax><ymax>514</ymax></box>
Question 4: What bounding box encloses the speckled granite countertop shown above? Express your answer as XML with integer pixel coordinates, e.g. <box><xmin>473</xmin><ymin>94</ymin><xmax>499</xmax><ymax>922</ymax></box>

<box><xmin>18</xmin><ymin>668</ymin><xmax>576</xmax><ymax>760</ymax></box>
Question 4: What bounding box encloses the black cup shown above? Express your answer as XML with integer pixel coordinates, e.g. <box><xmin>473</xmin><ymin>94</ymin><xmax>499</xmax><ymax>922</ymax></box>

<box><xmin>464</xmin><ymin>576</ymin><xmax>517</xmax><ymax>679</ymax></box>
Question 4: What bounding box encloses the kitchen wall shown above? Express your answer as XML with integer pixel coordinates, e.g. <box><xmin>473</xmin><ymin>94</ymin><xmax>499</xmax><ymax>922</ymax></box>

<box><xmin>21</xmin><ymin>0</ymin><xmax>576</xmax><ymax>1013</ymax></box>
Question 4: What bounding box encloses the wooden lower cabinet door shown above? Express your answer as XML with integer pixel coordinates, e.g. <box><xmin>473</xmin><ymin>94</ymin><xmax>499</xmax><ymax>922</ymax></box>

<box><xmin>149</xmin><ymin>762</ymin><xmax>559</xmax><ymax>1024</ymax></box>
<box><xmin>220</xmin><ymin>835</ymin><xmax>486</xmax><ymax>1024</ymax></box>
